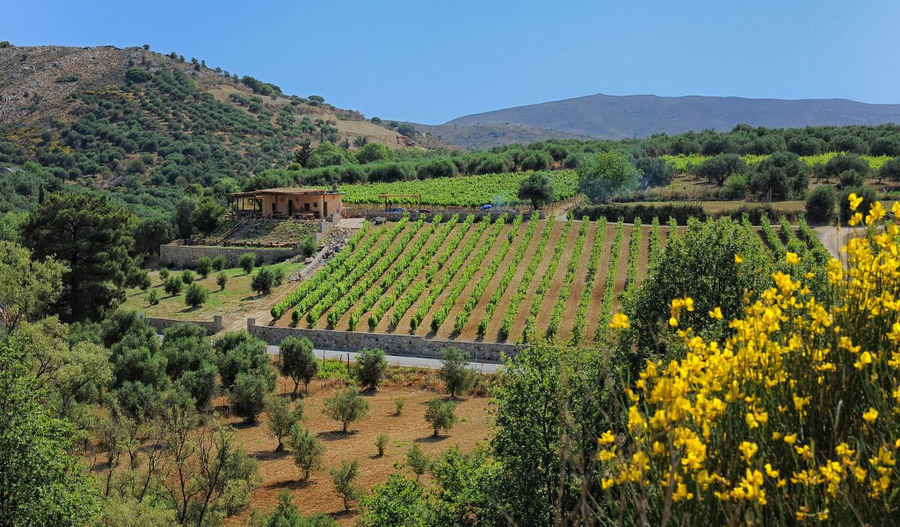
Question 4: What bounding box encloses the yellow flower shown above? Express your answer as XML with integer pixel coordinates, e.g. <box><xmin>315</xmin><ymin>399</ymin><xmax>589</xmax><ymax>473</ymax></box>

<box><xmin>863</xmin><ymin>407</ymin><xmax>879</xmax><ymax>423</ymax></box>
<box><xmin>849</xmin><ymin>212</ymin><xmax>863</xmax><ymax>226</ymax></box>
<box><xmin>764</xmin><ymin>463</ymin><xmax>779</xmax><ymax>478</ymax></box>
<box><xmin>708</xmin><ymin>306</ymin><xmax>723</xmax><ymax>320</ymax></box>
<box><xmin>599</xmin><ymin>430</ymin><xmax>615</xmax><ymax>445</ymax></box>
<box><xmin>849</xmin><ymin>192</ymin><xmax>863</xmax><ymax>212</ymax></box>
<box><xmin>866</xmin><ymin>201</ymin><xmax>886</xmax><ymax>225</ymax></box>
<box><xmin>598</xmin><ymin>448</ymin><xmax>616</xmax><ymax>462</ymax></box>
<box><xmin>672</xmin><ymin>482</ymin><xmax>693</xmax><ymax>502</ymax></box>
<box><xmin>668</xmin><ymin>316</ymin><xmax>678</xmax><ymax>327</ymax></box>
<box><xmin>892</xmin><ymin>200</ymin><xmax>900</xmax><ymax>218</ymax></box>
<box><xmin>739</xmin><ymin>441</ymin><xmax>758</xmax><ymax>463</ymax></box>
<box><xmin>784</xmin><ymin>433</ymin><xmax>797</xmax><ymax>445</ymax></box>
<box><xmin>853</xmin><ymin>351</ymin><xmax>874</xmax><ymax>370</ymax></box>
<box><xmin>609</xmin><ymin>312</ymin><xmax>630</xmax><ymax>329</ymax></box>
<box><xmin>734</xmin><ymin>253</ymin><xmax>744</xmax><ymax>264</ymax></box>
<box><xmin>785</xmin><ymin>251</ymin><xmax>800</xmax><ymax>265</ymax></box>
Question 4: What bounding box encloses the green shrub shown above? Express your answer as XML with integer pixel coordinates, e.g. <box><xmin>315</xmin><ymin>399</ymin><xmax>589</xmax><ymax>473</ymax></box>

<box><xmin>228</xmin><ymin>371</ymin><xmax>271</xmax><ymax>423</ymax></box>
<box><xmin>211</xmin><ymin>255</ymin><xmax>225</xmax><ymax>271</ymax></box>
<box><xmin>216</xmin><ymin>272</ymin><xmax>227</xmax><ymax>290</ymax></box>
<box><xmin>279</xmin><ymin>336</ymin><xmax>317</xmax><ymax>395</ymax></box>
<box><xmin>239</xmin><ymin>252</ymin><xmax>256</xmax><ymax>274</ymax></box>
<box><xmin>180</xmin><ymin>270</ymin><xmax>195</xmax><ymax>284</ymax></box>
<box><xmin>184</xmin><ymin>283</ymin><xmax>208</xmax><ymax>307</ymax></box>
<box><xmin>393</xmin><ymin>396</ymin><xmax>405</xmax><ymax>416</ymax></box>
<box><xmin>628</xmin><ymin>217</ymin><xmax>773</xmax><ymax>362</ymax></box>
<box><xmin>838</xmin><ymin>169</ymin><xmax>865</xmax><ymax>189</ymax></box>
<box><xmin>195</xmin><ymin>256</ymin><xmax>212</xmax><ymax>278</ymax></box>
<box><xmin>805</xmin><ymin>185</ymin><xmax>836</xmax><ymax>224</ymax></box>
<box><xmin>288</xmin><ymin>423</ymin><xmax>324</xmax><ymax>481</ymax></box>
<box><xmin>375</xmin><ymin>433</ymin><xmax>388</xmax><ymax>457</ymax></box>
<box><xmin>265</xmin><ymin>395</ymin><xmax>304</xmax><ymax>452</ymax></box>
<box><xmin>322</xmin><ymin>385</ymin><xmax>368</xmax><ymax>433</ymax></box>
<box><xmin>163</xmin><ymin>275</ymin><xmax>183</xmax><ymax>296</ymax></box>
<box><xmin>330</xmin><ymin>459</ymin><xmax>363</xmax><ymax>512</ymax></box>
<box><xmin>405</xmin><ymin>445</ymin><xmax>430</xmax><ymax>481</ymax></box>
<box><xmin>424</xmin><ymin>398</ymin><xmax>457</xmax><ymax>437</ymax></box>
<box><xmin>299</xmin><ymin>236</ymin><xmax>317</xmax><ymax>257</ymax></box>
<box><xmin>438</xmin><ymin>347</ymin><xmax>475</xmax><ymax>399</ymax></box>
<box><xmin>355</xmin><ymin>349</ymin><xmax>387</xmax><ymax>391</ymax></box>
<box><xmin>159</xmin><ymin>267</ymin><xmax>169</xmax><ymax>280</ymax></box>
<box><xmin>148</xmin><ymin>288</ymin><xmax>159</xmax><ymax>306</ymax></box>
<box><xmin>251</xmin><ymin>267</ymin><xmax>274</xmax><ymax>295</ymax></box>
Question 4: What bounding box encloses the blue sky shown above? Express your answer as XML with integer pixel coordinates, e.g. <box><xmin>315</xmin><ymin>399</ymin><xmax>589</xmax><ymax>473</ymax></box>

<box><xmin>4</xmin><ymin>0</ymin><xmax>899</xmax><ymax>123</ymax></box>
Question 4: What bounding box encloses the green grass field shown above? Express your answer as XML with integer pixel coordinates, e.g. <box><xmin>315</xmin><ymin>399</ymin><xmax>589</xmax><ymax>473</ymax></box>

<box><xmin>120</xmin><ymin>261</ymin><xmax>305</xmax><ymax>319</ymax></box>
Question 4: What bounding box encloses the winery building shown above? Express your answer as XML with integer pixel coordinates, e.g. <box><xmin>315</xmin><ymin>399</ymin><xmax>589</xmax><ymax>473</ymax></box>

<box><xmin>229</xmin><ymin>187</ymin><xmax>343</xmax><ymax>219</ymax></box>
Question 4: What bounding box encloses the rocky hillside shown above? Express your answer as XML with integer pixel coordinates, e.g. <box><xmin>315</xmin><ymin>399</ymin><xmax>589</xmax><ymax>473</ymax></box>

<box><xmin>0</xmin><ymin>44</ymin><xmax>438</xmax><ymax>214</ymax></box>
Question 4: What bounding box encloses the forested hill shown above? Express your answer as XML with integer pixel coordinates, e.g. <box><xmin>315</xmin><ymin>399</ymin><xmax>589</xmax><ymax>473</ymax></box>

<box><xmin>0</xmin><ymin>44</ymin><xmax>428</xmax><ymax>215</ymax></box>
<box><xmin>432</xmin><ymin>93</ymin><xmax>900</xmax><ymax>147</ymax></box>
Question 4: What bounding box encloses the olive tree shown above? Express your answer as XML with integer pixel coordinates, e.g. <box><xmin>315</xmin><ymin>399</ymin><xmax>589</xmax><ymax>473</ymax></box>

<box><xmin>354</xmin><ymin>348</ymin><xmax>386</xmax><ymax>391</ymax></box>
<box><xmin>265</xmin><ymin>395</ymin><xmax>304</xmax><ymax>452</ymax></box>
<box><xmin>517</xmin><ymin>172</ymin><xmax>554</xmax><ymax>210</ymax></box>
<box><xmin>576</xmin><ymin>151</ymin><xmax>640</xmax><ymax>203</ymax></box>
<box><xmin>424</xmin><ymin>398</ymin><xmax>457</xmax><ymax>437</ymax></box>
<box><xmin>288</xmin><ymin>423</ymin><xmax>324</xmax><ymax>481</ymax></box>
<box><xmin>279</xmin><ymin>336</ymin><xmax>318</xmax><ymax>395</ymax></box>
<box><xmin>323</xmin><ymin>385</ymin><xmax>369</xmax><ymax>433</ymax></box>
<box><xmin>438</xmin><ymin>347</ymin><xmax>475</xmax><ymax>399</ymax></box>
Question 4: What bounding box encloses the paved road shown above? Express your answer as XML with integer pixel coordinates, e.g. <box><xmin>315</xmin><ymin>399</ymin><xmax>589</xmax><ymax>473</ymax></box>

<box><xmin>266</xmin><ymin>345</ymin><xmax>502</xmax><ymax>374</ymax></box>
<box><xmin>813</xmin><ymin>225</ymin><xmax>866</xmax><ymax>264</ymax></box>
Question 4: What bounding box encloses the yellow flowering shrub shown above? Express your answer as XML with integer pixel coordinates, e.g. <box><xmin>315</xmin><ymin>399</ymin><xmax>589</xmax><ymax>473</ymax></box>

<box><xmin>601</xmin><ymin>198</ymin><xmax>900</xmax><ymax>524</ymax></box>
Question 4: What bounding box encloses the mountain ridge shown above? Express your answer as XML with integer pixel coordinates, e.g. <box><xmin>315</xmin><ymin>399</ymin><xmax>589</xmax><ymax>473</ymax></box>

<box><xmin>423</xmin><ymin>92</ymin><xmax>900</xmax><ymax>148</ymax></box>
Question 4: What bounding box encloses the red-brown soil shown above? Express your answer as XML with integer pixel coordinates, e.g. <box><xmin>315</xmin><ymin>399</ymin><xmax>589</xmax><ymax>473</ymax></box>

<box><xmin>230</xmin><ymin>375</ymin><xmax>491</xmax><ymax>525</ymax></box>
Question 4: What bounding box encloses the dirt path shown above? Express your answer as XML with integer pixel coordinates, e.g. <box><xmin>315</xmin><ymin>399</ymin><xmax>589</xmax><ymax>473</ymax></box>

<box><xmin>813</xmin><ymin>225</ymin><xmax>865</xmax><ymax>263</ymax></box>
<box><xmin>635</xmin><ymin>225</ymin><xmax>651</xmax><ymax>289</ymax></box>
<box><xmin>583</xmin><ymin>222</ymin><xmax>617</xmax><ymax>342</ymax></box>
<box><xmin>614</xmin><ymin>226</ymin><xmax>635</xmax><ymax>296</ymax></box>
<box><xmin>506</xmin><ymin>221</ymin><xmax>568</xmax><ymax>342</ymax></box>
<box><xmin>557</xmin><ymin>221</ymin><xmax>601</xmax><ymax>338</ymax></box>
<box><xmin>534</xmin><ymin>221</ymin><xmax>586</xmax><ymax>337</ymax></box>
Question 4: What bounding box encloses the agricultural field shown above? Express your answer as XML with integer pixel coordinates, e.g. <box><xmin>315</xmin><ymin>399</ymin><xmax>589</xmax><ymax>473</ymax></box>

<box><xmin>662</xmin><ymin>152</ymin><xmax>895</xmax><ymax>172</ymax></box>
<box><xmin>269</xmin><ymin>213</ymin><xmax>828</xmax><ymax>345</ymax></box>
<box><xmin>121</xmin><ymin>261</ymin><xmax>306</xmax><ymax>323</ymax></box>
<box><xmin>329</xmin><ymin>170</ymin><xmax>579</xmax><ymax>208</ymax></box>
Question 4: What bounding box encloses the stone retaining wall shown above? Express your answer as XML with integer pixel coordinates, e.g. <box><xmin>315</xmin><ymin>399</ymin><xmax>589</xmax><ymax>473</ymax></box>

<box><xmin>159</xmin><ymin>243</ymin><xmax>299</xmax><ymax>268</ymax></box>
<box><xmin>144</xmin><ymin>315</ymin><xmax>223</xmax><ymax>336</ymax></box>
<box><xmin>246</xmin><ymin>319</ymin><xmax>515</xmax><ymax>363</ymax></box>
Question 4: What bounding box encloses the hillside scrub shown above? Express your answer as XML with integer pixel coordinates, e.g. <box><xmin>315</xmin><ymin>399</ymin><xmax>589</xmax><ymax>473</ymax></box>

<box><xmin>600</xmin><ymin>196</ymin><xmax>900</xmax><ymax>524</ymax></box>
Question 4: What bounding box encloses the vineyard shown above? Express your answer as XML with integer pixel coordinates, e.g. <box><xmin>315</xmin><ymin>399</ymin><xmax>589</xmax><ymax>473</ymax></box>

<box><xmin>269</xmin><ymin>214</ymin><xmax>828</xmax><ymax>344</ymax></box>
<box><xmin>329</xmin><ymin>170</ymin><xmax>579</xmax><ymax>208</ymax></box>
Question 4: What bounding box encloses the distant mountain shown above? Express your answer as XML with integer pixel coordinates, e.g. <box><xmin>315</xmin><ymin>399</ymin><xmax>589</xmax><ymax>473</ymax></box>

<box><xmin>427</xmin><ymin>93</ymin><xmax>900</xmax><ymax>148</ymax></box>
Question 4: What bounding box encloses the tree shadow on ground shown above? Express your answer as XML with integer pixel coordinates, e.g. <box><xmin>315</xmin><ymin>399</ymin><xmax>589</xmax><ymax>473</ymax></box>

<box><xmin>413</xmin><ymin>434</ymin><xmax>449</xmax><ymax>444</ymax></box>
<box><xmin>251</xmin><ymin>449</ymin><xmax>291</xmax><ymax>462</ymax></box>
<box><xmin>316</xmin><ymin>430</ymin><xmax>358</xmax><ymax>441</ymax></box>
